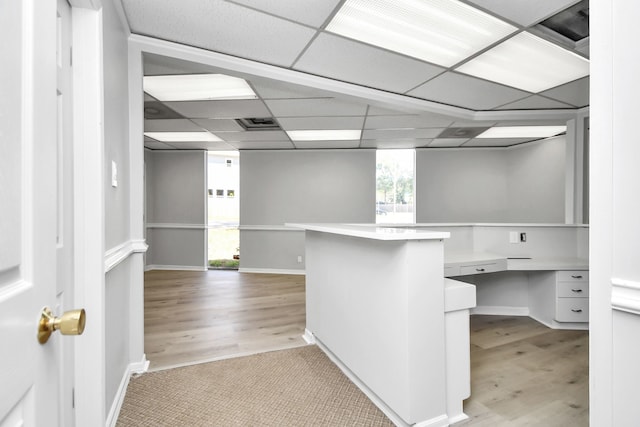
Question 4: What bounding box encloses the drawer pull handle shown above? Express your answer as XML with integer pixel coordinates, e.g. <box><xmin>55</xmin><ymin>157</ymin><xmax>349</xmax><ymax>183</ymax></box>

<box><xmin>571</xmin><ymin>289</ymin><xmax>583</xmax><ymax>293</ymax></box>
<box><xmin>476</xmin><ymin>268</ymin><xmax>485</xmax><ymax>272</ymax></box>
<box><xmin>571</xmin><ymin>275</ymin><xmax>583</xmax><ymax>279</ymax></box>
<box><xmin>571</xmin><ymin>309</ymin><xmax>583</xmax><ymax>313</ymax></box>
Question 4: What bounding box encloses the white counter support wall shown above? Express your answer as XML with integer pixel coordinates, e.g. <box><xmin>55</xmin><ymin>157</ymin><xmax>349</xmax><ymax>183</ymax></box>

<box><xmin>300</xmin><ymin>225</ymin><xmax>451</xmax><ymax>426</ymax></box>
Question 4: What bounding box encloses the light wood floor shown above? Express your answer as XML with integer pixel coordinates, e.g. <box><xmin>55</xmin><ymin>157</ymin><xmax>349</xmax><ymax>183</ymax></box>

<box><xmin>144</xmin><ymin>270</ymin><xmax>306</xmax><ymax>370</ymax></box>
<box><xmin>144</xmin><ymin>271</ymin><xmax>588</xmax><ymax>425</ymax></box>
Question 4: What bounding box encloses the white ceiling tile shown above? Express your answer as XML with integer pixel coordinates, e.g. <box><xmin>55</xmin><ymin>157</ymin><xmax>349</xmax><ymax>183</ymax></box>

<box><xmin>227</xmin><ymin>140</ymin><xmax>296</xmax><ymax>149</ymax></box>
<box><xmin>294</xmin><ymin>33</ymin><xmax>445</xmax><ymax>94</ymax></box>
<box><xmin>367</xmin><ymin>105</ymin><xmax>420</xmax><ymax>115</ymax></box>
<box><xmin>143</xmin><ymin>53</ymin><xmax>223</xmax><ymax>76</ymax></box>
<box><xmin>495</xmin><ymin>119</ymin><xmax>568</xmax><ymax>127</ymax></box>
<box><xmin>122</xmin><ymin>0</ymin><xmax>316</xmax><ymax>67</ymax></box>
<box><xmin>465</xmin><ymin>0</ymin><xmax>580</xmax><ymax>26</ymax></box>
<box><xmin>362</xmin><ymin>128</ymin><xmax>443</xmax><ymax>139</ymax></box>
<box><xmin>464</xmin><ymin>137</ymin><xmax>535</xmax><ymax>147</ymax></box>
<box><xmin>277</xmin><ymin>116</ymin><xmax>365</xmax><ymax>131</ymax></box>
<box><xmin>540</xmin><ymin>77</ymin><xmax>589</xmax><ymax>107</ymax></box>
<box><xmin>364</xmin><ymin>115</ymin><xmax>454</xmax><ymax>129</ymax></box>
<box><xmin>428</xmin><ymin>138</ymin><xmax>470</xmax><ymax>147</ymax></box>
<box><xmin>229</xmin><ymin>0</ymin><xmax>342</xmax><ymax>27</ymax></box>
<box><xmin>163</xmin><ymin>141</ymin><xmax>237</xmax><ymax>150</ymax></box>
<box><xmin>451</xmin><ymin>120</ymin><xmax>498</xmax><ymax>127</ymax></box>
<box><xmin>266</xmin><ymin>98</ymin><xmax>368</xmax><ymax>117</ymax></box>
<box><xmin>192</xmin><ymin>119</ymin><xmax>245</xmax><ymax>132</ymax></box>
<box><xmin>215</xmin><ymin>130</ymin><xmax>289</xmax><ymax>142</ymax></box>
<box><xmin>360</xmin><ymin>139</ymin><xmax>433</xmax><ymax>149</ymax></box>
<box><xmin>407</xmin><ymin>72</ymin><xmax>530</xmax><ymax>110</ymax></box>
<box><xmin>250</xmin><ymin>79</ymin><xmax>336</xmax><ymax>99</ymax></box>
<box><xmin>144</xmin><ymin>119</ymin><xmax>204</xmax><ymax>132</ymax></box>
<box><xmin>144</xmin><ymin>140</ymin><xmax>176</xmax><ymax>150</ymax></box>
<box><xmin>166</xmin><ymin>100</ymin><xmax>271</xmax><ymax>119</ymax></box>
<box><xmin>293</xmin><ymin>140</ymin><xmax>361</xmax><ymax>149</ymax></box>
<box><xmin>496</xmin><ymin>95</ymin><xmax>574</xmax><ymax>110</ymax></box>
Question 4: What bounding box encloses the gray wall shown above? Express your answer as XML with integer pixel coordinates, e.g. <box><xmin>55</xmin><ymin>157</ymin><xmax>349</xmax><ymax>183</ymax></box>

<box><xmin>102</xmin><ymin>0</ymin><xmax>132</xmax><ymax>416</ymax></box>
<box><xmin>145</xmin><ymin>150</ymin><xmax>207</xmax><ymax>268</ymax></box>
<box><xmin>416</xmin><ymin>137</ymin><xmax>566</xmax><ymax>223</ymax></box>
<box><xmin>240</xmin><ymin>149</ymin><xmax>376</xmax><ymax>271</ymax></box>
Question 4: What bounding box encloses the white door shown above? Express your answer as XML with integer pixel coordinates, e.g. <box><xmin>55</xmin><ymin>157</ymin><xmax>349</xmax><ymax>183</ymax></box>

<box><xmin>0</xmin><ymin>0</ymin><xmax>75</xmax><ymax>425</ymax></box>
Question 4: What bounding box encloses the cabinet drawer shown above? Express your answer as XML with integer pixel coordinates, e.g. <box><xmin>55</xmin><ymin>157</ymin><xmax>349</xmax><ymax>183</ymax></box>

<box><xmin>557</xmin><ymin>281</ymin><xmax>589</xmax><ymax>298</ymax></box>
<box><xmin>557</xmin><ymin>271</ymin><xmax>589</xmax><ymax>282</ymax></box>
<box><xmin>555</xmin><ymin>298</ymin><xmax>589</xmax><ymax>322</ymax></box>
<box><xmin>459</xmin><ymin>262</ymin><xmax>501</xmax><ymax>276</ymax></box>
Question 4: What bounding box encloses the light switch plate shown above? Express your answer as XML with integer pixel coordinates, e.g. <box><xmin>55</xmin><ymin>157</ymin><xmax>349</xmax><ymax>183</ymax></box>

<box><xmin>509</xmin><ymin>231</ymin><xmax>519</xmax><ymax>244</ymax></box>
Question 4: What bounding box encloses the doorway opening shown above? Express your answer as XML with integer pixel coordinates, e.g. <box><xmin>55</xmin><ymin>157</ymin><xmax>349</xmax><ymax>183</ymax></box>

<box><xmin>207</xmin><ymin>151</ymin><xmax>240</xmax><ymax>269</ymax></box>
<box><xmin>376</xmin><ymin>149</ymin><xmax>415</xmax><ymax>224</ymax></box>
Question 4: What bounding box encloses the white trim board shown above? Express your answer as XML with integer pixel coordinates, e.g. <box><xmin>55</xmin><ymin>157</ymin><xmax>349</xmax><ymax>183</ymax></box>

<box><xmin>470</xmin><ymin>306</ymin><xmax>530</xmax><ymax>316</ymax></box>
<box><xmin>238</xmin><ymin>268</ymin><xmax>306</xmax><ymax>275</ymax></box>
<box><xmin>145</xmin><ymin>265</ymin><xmax>208</xmax><ymax>272</ymax></box>
<box><xmin>611</xmin><ymin>278</ymin><xmax>640</xmax><ymax>316</ymax></box>
<box><xmin>146</xmin><ymin>223</ymin><xmax>207</xmax><ymax>229</ymax></box>
<box><xmin>104</xmin><ymin>239</ymin><xmax>148</xmax><ymax>272</ymax></box>
<box><xmin>105</xmin><ymin>355</ymin><xmax>149</xmax><ymax>427</ymax></box>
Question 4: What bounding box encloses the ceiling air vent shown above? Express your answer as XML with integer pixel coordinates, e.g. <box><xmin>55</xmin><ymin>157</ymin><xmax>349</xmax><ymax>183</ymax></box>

<box><xmin>538</xmin><ymin>0</ymin><xmax>589</xmax><ymax>43</ymax></box>
<box><xmin>235</xmin><ymin>117</ymin><xmax>281</xmax><ymax>131</ymax></box>
<box><xmin>436</xmin><ymin>127</ymin><xmax>490</xmax><ymax>139</ymax></box>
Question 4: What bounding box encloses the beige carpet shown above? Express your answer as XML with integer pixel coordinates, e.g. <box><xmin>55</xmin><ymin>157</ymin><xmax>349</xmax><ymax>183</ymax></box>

<box><xmin>117</xmin><ymin>345</ymin><xmax>394</xmax><ymax>426</ymax></box>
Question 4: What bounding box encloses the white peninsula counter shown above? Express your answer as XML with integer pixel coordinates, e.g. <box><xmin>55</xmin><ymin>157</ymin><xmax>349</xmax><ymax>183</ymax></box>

<box><xmin>288</xmin><ymin>223</ymin><xmax>474</xmax><ymax>427</ymax></box>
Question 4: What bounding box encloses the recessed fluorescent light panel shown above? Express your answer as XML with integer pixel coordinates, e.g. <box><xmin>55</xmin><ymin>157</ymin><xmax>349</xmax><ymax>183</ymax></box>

<box><xmin>143</xmin><ymin>74</ymin><xmax>257</xmax><ymax>101</ymax></box>
<box><xmin>286</xmin><ymin>130</ymin><xmax>361</xmax><ymax>141</ymax></box>
<box><xmin>144</xmin><ymin>132</ymin><xmax>223</xmax><ymax>142</ymax></box>
<box><xmin>477</xmin><ymin>126</ymin><xmax>567</xmax><ymax>138</ymax></box>
<box><xmin>456</xmin><ymin>32</ymin><xmax>589</xmax><ymax>93</ymax></box>
<box><xmin>326</xmin><ymin>0</ymin><xmax>516</xmax><ymax>67</ymax></box>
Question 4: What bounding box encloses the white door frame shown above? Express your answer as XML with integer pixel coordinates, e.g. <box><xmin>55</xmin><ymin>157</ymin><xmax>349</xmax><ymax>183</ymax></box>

<box><xmin>69</xmin><ymin>2</ymin><xmax>106</xmax><ymax>426</ymax></box>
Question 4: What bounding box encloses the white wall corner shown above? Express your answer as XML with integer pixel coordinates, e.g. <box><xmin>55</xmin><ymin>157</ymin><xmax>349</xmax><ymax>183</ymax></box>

<box><xmin>302</xmin><ymin>329</ymin><xmax>316</xmax><ymax>345</ymax></box>
<box><xmin>105</xmin><ymin>355</ymin><xmax>149</xmax><ymax>427</ymax></box>
<box><xmin>611</xmin><ymin>278</ymin><xmax>640</xmax><ymax>315</ymax></box>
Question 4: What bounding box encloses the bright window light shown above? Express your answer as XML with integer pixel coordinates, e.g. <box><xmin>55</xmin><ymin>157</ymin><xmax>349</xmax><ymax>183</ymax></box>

<box><xmin>144</xmin><ymin>132</ymin><xmax>223</xmax><ymax>142</ymax></box>
<box><xmin>477</xmin><ymin>126</ymin><xmax>567</xmax><ymax>139</ymax></box>
<box><xmin>326</xmin><ymin>0</ymin><xmax>516</xmax><ymax>67</ymax></box>
<box><xmin>456</xmin><ymin>32</ymin><xmax>590</xmax><ymax>93</ymax></box>
<box><xmin>143</xmin><ymin>74</ymin><xmax>257</xmax><ymax>101</ymax></box>
<box><xmin>286</xmin><ymin>130</ymin><xmax>361</xmax><ymax>141</ymax></box>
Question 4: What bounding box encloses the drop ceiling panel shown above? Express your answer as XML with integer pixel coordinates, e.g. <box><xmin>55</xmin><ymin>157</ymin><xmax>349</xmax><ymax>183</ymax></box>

<box><xmin>215</xmin><ymin>130</ymin><xmax>289</xmax><ymax>142</ymax></box>
<box><xmin>144</xmin><ymin>119</ymin><xmax>204</xmax><ymax>132</ymax></box>
<box><xmin>464</xmin><ymin>137</ymin><xmax>535</xmax><ymax>147</ymax></box>
<box><xmin>428</xmin><ymin>138</ymin><xmax>470</xmax><ymax>147</ymax></box>
<box><xmin>294</xmin><ymin>33</ymin><xmax>445</xmax><ymax>94</ymax></box>
<box><xmin>266</xmin><ymin>98</ymin><xmax>368</xmax><ymax>117</ymax></box>
<box><xmin>251</xmin><ymin>79</ymin><xmax>336</xmax><ymax>99</ymax></box>
<box><xmin>408</xmin><ymin>72</ymin><xmax>531</xmax><ymax>110</ymax></box>
<box><xmin>293</xmin><ymin>140</ymin><xmax>361</xmax><ymax>149</ymax></box>
<box><xmin>229</xmin><ymin>0</ymin><xmax>342</xmax><ymax>28</ymax></box>
<box><xmin>360</xmin><ymin>139</ymin><xmax>433</xmax><ymax>149</ymax></box>
<box><xmin>163</xmin><ymin>141</ymin><xmax>237</xmax><ymax>150</ymax></box>
<box><xmin>367</xmin><ymin>105</ymin><xmax>422</xmax><ymax>115</ymax></box>
<box><xmin>496</xmin><ymin>95</ymin><xmax>574</xmax><ymax>110</ymax></box>
<box><xmin>166</xmin><ymin>100</ymin><xmax>271</xmax><ymax>119</ymax></box>
<box><xmin>192</xmin><ymin>119</ymin><xmax>245</xmax><ymax>132</ymax></box>
<box><xmin>364</xmin><ymin>115</ymin><xmax>454</xmax><ymax>129</ymax></box>
<box><xmin>362</xmin><ymin>128</ymin><xmax>444</xmax><ymax>139</ymax></box>
<box><xmin>277</xmin><ymin>116</ymin><xmax>365</xmax><ymax>131</ymax></box>
<box><xmin>122</xmin><ymin>0</ymin><xmax>317</xmax><ymax>67</ymax></box>
<box><xmin>227</xmin><ymin>140</ymin><xmax>296</xmax><ymax>150</ymax></box>
<box><xmin>143</xmin><ymin>53</ymin><xmax>223</xmax><ymax>76</ymax></box>
<box><xmin>144</xmin><ymin>140</ymin><xmax>176</xmax><ymax>150</ymax></box>
<box><xmin>540</xmin><ymin>77</ymin><xmax>590</xmax><ymax>107</ymax></box>
<box><xmin>464</xmin><ymin>0</ymin><xmax>581</xmax><ymax>26</ymax></box>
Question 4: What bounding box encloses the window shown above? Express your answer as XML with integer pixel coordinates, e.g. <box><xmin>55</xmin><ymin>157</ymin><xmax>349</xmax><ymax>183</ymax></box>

<box><xmin>376</xmin><ymin>149</ymin><xmax>415</xmax><ymax>224</ymax></box>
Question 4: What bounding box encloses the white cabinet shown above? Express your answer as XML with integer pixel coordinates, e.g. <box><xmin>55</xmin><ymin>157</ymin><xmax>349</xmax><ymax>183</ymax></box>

<box><xmin>528</xmin><ymin>270</ymin><xmax>589</xmax><ymax>329</ymax></box>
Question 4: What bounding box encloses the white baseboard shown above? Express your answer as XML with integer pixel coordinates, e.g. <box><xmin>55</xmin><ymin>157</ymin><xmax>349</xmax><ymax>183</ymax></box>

<box><xmin>528</xmin><ymin>313</ymin><xmax>589</xmax><ymax>331</ymax></box>
<box><xmin>238</xmin><ymin>267</ymin><xmax>306</xmax><ymax>275</ymax></box>
<box><xmin>470</xmin><ymin>306</ymin><xmax>530</xmax><ymax>316</ymax></box>
<box><xmin>447</xmin><ymin>412</ymin><xmax>470</xmax><ymax>425</ymax></box>
<box><xmin>314</xmin><ymin>338</ymin><xmax>449</xmax><ymax>427</ymax></box>
<box><xmin>145</xmin><ymin>264</ymin><xmax>207</xmax><ymax>272</ymax></box>
<box><xmin>106</xmin><ymin>354</ymin><xmax>149</xmax><ymax>427</ymax></box>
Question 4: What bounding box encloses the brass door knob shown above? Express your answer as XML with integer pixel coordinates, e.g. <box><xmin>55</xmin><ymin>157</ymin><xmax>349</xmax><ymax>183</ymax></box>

<box><xmin>38</xmin><ymin>307</ymin><xmax>86</xmax><ymax>344</ymax></box>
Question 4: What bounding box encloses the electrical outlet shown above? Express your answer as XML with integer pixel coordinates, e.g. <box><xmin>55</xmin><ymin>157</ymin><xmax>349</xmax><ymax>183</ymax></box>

<box><xmin>297</xmin><ymin>255</ymin><xmax>303</xmax><ymax>263</ymax></box>
<box><xmin>520</xmin><ymin>232</ymin><xmax>527</xmax><ymax>243</ymax></box>
<box><xmin>509</xmin><ymin>231</ymin><xmax>519</xmax><ymax>244</ymax></box>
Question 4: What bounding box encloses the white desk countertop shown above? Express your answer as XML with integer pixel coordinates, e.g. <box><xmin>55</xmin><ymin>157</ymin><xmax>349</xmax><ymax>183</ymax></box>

<box><xmin>286</xmin><ymin>223</ymin><xmax>450</xmax><ymax>241</ymax></box>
